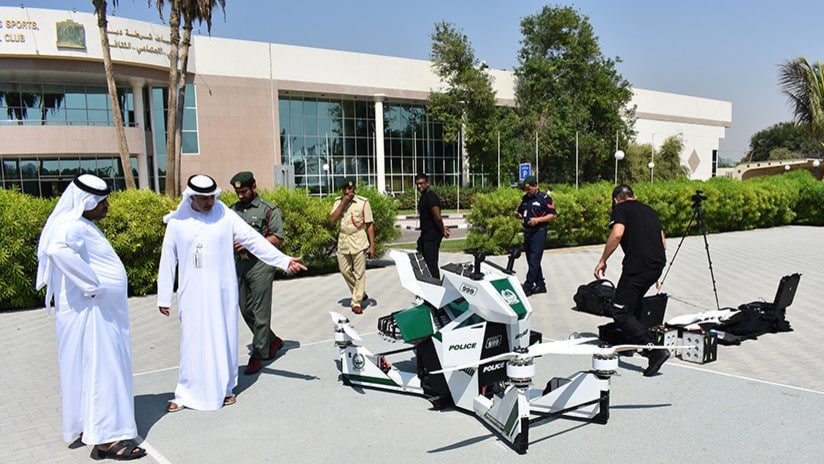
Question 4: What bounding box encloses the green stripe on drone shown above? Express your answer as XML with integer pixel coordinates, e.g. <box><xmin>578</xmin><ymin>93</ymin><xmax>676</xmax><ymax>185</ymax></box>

<box><xmin>344</xmin><ymin>374</ymin><xmax>399</xmax><ymax>387</ymax></box>
<box><xmin>490</xmin><ymin>278</ymin><xmax>528</xmax><ymax>319</ymax></box>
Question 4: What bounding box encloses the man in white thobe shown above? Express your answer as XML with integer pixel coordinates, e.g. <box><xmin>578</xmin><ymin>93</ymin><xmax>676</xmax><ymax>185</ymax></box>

<box><xmin>157</xmin><ymin>174</ymin><xmax>306</xmax><ymax>412</ymax></box>
<box><xmin>36</xmin><ymin>174</ymin><xmax>146</xmax><ymax>460</ymax></box>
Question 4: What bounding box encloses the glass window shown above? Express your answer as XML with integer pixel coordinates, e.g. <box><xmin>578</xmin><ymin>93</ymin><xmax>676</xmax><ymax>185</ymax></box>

<box><xmin>278</xmin><ymin>100</ymin><xmax>290</xmax><ymax>132</ymax></box>
<box><xmin>60</xmin><ymin>158</ymin><xmax>81</xmax><ymax>177</ymax></box>
<box><xmin>151</xmin><ymin>87</ymin><xmax>166</xmax><ymax>110</ymax></box>
<box><xmin>304</xmin><ymin>116</ymin><xmax>317</xmax><ymax>135</ymax></box>
<box><xmin>86</xmin><ymin>88</ymin><xmax>109</xmax><ymax>110</ymax></box>
<box><xmin>65</xmin><ymin>108</ymin><xmax>87</xmax><ymax>125</ymax></box>
<box><xmin>41</xmin><ymin>159</ymin><xmax>60</xmax><ymax>176</ymax></box>
<box><xmin>88</xmin><ymin>110</ymin><xmax>110</xmax><ymax>125</ymax></box>
<box><xmin>355</xmin><ymin>101</ymin><xmax>367</xmax><ymax>119</ymax></box>
<box><xmin>3</xmin><ymin>159</ymin><xmax>19</xmax><ymax>180</ymax></box>
<box><xmin>184</xmin><ymin>84</ymin><xmax>196</xmax><ymax>104</ymax></box>
<box><xmin>341</xmin><ymin>100</ymin><xmax>354</xmax><ymax>118</ymax></box>
<box><xmin>182</xmin><ymin>108</ymin><xmax>197</xmax><ymax>130</ymax></box>
<box><xmin>96</xmin><ymin>158</ymin><xmax>114</xmax><ymax>178</ymax></box>
<box><xmin>22</xmin><ymin>180</ymin><xmax>40</xmax><ymax>196</ymax></box>
<box><xmin>182</xmin><ymin>132</ymin><xmax>199</xmax><ymax>153</ymax></box>
<box><xmin>20</xmin><ymin>159</ymin><xmax>38</xmax><ymax>179</ymax></box>
<box><xmin>303</xmin><ymin>99</ymin><xmax>317</xmax><ymax>119</ymax></box>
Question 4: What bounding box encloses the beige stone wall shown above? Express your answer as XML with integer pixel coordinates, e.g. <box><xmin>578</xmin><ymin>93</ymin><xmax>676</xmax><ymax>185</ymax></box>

<box><xmin>0</xmin><ymin>126</ymin><xmax>145</xmax><ymax>156</ymax></box>
<box><xmin>183</xmin><ymin>74</ymin><xmax>281</xmax><ymax>190</ymax></box>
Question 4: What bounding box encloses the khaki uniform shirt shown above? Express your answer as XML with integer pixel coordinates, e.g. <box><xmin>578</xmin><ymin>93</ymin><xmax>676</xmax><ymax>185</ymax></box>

<box><xmin>332</xmin><ymin>195</ymin><xmax>373</xmax><ymax>254</ymax></box>
<box><xmin>231</xmin><ymin>195</ymin><xmax>284</xmax><ymax>260</ymax></box>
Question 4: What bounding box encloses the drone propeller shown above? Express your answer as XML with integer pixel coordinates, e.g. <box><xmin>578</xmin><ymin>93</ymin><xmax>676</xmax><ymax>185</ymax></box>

<box><xmin>431</xmin><ymin>337</ymin><xmax>598</xmax><ymax>374</ymax></box>
<box><xmin>329</xmin><ymin>311</ymin><xmax>363</xmax><ymax>341</ymax></box>
<box><xmin>666</xmin><ymin>309</ymin><xmax>738</xmax><ymax>327</ymax></box>
<box><xmin>544</xmin><ymin>343</ymin><xmax>674</xmax><ymax>357</ymax></box>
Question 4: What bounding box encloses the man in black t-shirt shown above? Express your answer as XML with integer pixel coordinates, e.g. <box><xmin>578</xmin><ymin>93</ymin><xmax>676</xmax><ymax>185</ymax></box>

<box><xmin>594</xmin><ymin>184</ymin><xmax>669</xmax><ymax>377</ymax></box>
<box><xmin>415</xmin><ymin>173</ymin><xmax>450</xmax><ymax>279</ymax></box>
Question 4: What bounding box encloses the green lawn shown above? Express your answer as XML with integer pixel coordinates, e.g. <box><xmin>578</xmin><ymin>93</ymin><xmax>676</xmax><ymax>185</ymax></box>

<box><xmin>391</xmin><ymin>238</ymin><xmax>468</xmax><ymax>253</ymax></box>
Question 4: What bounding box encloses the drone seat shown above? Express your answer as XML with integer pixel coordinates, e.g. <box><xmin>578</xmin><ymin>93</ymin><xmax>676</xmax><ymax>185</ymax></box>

<box><xmin>409</xmin><ymin>252</ymin><xmax>443</xmax><ymax>286</ymax></box>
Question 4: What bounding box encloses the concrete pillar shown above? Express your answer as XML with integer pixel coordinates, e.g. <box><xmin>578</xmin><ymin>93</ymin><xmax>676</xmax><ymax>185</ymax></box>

<box><xmin>131</xmin><ymin>82</ymin><xmax>150</xmax><ymax>189</ymax></box>
<box><xmin>374</xmin><ymin>94</ymin><xmax>386</xmax><ymax>193</ymax></box>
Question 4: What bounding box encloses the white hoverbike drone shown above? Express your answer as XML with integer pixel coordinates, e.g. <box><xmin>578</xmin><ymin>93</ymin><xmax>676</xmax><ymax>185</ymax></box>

<box><xmin>332</xmin><ymin>249</ymin><xmax>673</xmax><ymax>454</ymax></box>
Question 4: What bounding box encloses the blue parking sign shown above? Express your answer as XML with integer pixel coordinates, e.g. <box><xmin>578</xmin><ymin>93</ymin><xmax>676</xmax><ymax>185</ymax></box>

<box><xmin>519</xmin><ymin>163</ymin><xmax>531</xmax><ymax>181</ymax></box>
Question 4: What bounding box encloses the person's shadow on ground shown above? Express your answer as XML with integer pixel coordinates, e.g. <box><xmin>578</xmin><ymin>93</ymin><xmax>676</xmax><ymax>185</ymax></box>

<box><xmin>134</xmin><ymin>392</ymin><xmax>175</xmax><ymax>438</ymax></box>
<box><xmin>337</xmin><ymin>296</ymin><xmax>377</xmax><ymax>309</ymax></box>
<box><xmin>236</xmin><ymin>339</ymin><xmax>312</xmax><ymax>395</ymax></box>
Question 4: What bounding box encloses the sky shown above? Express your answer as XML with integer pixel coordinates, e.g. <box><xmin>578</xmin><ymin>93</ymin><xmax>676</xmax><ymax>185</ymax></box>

<box><xmin>13</xmin><ymin>0</ymin><xmax>824</xmax><ymax>161</ymax></box>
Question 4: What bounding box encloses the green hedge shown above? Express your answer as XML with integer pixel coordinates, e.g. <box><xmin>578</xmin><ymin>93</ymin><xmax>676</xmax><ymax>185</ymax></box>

<box><xmin>466</xmin><ymin>171</ymin><xmax>824</xmax><ymax>254</ymax></box>
<box><xmin>395</xmin><ymin>185</ymin><xmax>494</xmax><ymax>210</ymax></box>
<box><xmin>0</xmin><ymin>189</ymin><xmax>56</xmax><ymax>309</ymax></box>
<box><xmin>2</xmin><ymin>186</ymin><xmax>399</xmax><ymax>310</ymax></box>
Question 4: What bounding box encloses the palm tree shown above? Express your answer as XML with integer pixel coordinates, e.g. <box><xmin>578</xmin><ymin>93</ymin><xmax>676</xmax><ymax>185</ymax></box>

<box><xmin>92</xmin><ymin>0</ymin><xmax>137</xmax><ymax>189</ymax></box>
<box><xmin>778</xmin><ymin>57</ymin><xmax>824</xmax><ymax>138</ymax></box>
<box><xmin>155</xmin><ymin>0</ymin><xmax>225</xmax><ymax>196</ymax></box>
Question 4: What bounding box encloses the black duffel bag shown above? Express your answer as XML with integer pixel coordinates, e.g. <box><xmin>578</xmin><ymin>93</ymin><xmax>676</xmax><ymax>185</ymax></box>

<box><xmin>573</xmin><ymin>279</ymin><xmax>615</xmax><ymax>317</ymax></box>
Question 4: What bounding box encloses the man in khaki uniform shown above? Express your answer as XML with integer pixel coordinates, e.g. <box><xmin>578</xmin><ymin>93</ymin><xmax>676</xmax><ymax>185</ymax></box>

<box><xmin>330</xmin><ymin>178</ymin><xmax>375</xmax><ymax>314</ymax></box>
<box><xmin>230</xmin><ymin>171</ymin><xmax>286</xmax><ymax>375</ymax></box>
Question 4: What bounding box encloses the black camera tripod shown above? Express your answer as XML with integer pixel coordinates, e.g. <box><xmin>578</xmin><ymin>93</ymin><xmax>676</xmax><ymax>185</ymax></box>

<box><xmin>660</xmin><ymin>190</ymin><xmax>721</xmax><ymax>310</ymax></box>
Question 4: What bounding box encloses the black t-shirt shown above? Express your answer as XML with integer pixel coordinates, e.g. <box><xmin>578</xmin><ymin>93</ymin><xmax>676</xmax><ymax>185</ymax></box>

<box><xmin>418</xmin><ymin>188</ymin><xmax>442</xmax><ymax>239</ymax></box>
<box><xmin>610</xmin><ymin>200</ymin><xmax>666</xmax><ymax>274</ymax></box>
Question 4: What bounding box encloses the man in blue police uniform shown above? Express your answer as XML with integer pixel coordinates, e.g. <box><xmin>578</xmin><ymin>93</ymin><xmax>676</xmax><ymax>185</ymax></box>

<box><xmin>230</xmin><ymin>171</ymin><xmax>286</xmax><ymax>375</ymax></box>
<box><xmin>516</xmin><ymin>175</ymin><xmax>557</xmax><ymax>296</ymax></box>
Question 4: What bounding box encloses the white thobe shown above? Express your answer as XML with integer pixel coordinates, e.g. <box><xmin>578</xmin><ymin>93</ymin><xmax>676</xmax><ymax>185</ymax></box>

<box><xmin>157</xmin><ymin>204</ymin><xmax>291</xmax><ymax>410</ymax></box>
<box><xmin>46</xmin><ymin>218</ymin><xmax>136</xmax><ymax>444</ymax></box>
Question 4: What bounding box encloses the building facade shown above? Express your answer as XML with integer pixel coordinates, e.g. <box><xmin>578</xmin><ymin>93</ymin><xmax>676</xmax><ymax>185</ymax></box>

<box><xmin>1</xmin><ymin>7</ymin><xmax>732</xmax><ymax>197</ymax></box>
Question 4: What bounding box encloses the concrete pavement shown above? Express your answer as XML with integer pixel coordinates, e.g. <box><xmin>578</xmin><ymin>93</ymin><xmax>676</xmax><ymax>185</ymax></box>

<box><xmin>1</xmin><ymin>226</ymin><xmax>822</xmax><ymax>463</ymax></box>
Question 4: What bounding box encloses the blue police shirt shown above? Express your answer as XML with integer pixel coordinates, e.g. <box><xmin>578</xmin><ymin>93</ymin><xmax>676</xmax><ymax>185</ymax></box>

<box><xmin>518</xmin><ymin>191</ymin><xmax>557</xmax><ymax>229</ymax></box>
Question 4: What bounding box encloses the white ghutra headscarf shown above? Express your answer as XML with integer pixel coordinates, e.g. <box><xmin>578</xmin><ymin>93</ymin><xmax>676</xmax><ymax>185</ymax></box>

<box><xmin>36</xmin><ymin>174</ymin><xmax>110</xmax><ymax>310</ymax></box>
<box><xmin>163</xmin><ymin>174</ymin><xmax>223</xmax><ymax>223</ymax></box>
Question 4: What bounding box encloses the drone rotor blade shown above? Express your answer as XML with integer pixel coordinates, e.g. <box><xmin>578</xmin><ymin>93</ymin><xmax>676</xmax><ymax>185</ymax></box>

<box><xmin>329</xmin><ymin>311</ymin><xmax>363</xmax><ymax>341</ymax></box>
<box><xmin>526</xmin><ymin>337</ymin><xmax>599</xmax><ymax>357</ymax></box>
<box><xmin>342</xmin><ymin>324</ymin><xmax>363</xmax><ymax>341</ymax></box>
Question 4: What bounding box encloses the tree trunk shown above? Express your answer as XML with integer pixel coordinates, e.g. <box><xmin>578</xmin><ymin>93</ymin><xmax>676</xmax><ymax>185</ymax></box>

<box><xmin>164</xmin><ymin>3</ymin><xmax>181</xmax><ymax>196</ymax></box>
<box><xmin>94</xmin><ymin>0</ymin><xmax>136</xmax><ymax>189</ymax></box>
<box><xmin>173</xmin><ymin>22</ymin><xmax>193</xmax><ymax>192</ymax></box>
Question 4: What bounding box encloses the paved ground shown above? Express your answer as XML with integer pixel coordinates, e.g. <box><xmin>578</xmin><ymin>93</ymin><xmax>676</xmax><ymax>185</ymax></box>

<box><xmin>1</xmin><ymin>226</ymin><xmax>822</xmax><ymax>463</ymax></box>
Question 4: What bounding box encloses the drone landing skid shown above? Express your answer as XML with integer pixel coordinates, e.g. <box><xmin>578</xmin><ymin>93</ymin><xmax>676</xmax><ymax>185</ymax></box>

<box><xmin>339</xmin><ymin>342</ymin><xmax>612</xmax><ymax>455</ymax></box>
<box><xmin>471</xmin><ymin>371</ymin><xmax>610</xmax><ymax>454</ymax></box>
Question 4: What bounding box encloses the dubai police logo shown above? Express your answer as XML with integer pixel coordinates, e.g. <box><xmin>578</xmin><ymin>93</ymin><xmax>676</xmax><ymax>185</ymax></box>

<box><xmin>234</xmin><ymin>181</ymin><xmax>241</xmax><ymax>188</ymax></box>
<box><xmin>500</xmin><ymin>289</ymin><xmax>519</xmax><ymax>305</ymax></box>
<box><xmin>352</xmin><ymin>353</ymin><xmax>366</xmax><ymax>371</ymax></box>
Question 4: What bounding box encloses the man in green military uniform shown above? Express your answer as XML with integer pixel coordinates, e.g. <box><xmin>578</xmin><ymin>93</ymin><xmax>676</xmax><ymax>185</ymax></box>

<box><xmin>230</xmin><ymin>171</ymin><xmax>286</xmax><ymax>375</ymax></box>
<box><xmin>330</xmin><ymin>178</ymin><xmax>375</xmax><ymax>315</ymax></box>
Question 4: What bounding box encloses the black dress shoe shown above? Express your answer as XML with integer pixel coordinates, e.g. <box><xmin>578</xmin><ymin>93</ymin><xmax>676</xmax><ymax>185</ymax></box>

<box><xmin>643</xmin><ymin>349</ymin><xmax>670</xmax><ymax>377</ymax></box>
<box><xmin>531</xmin><ymin>286</ymin><xmax>547</xmax><ymax>294</ymax></box>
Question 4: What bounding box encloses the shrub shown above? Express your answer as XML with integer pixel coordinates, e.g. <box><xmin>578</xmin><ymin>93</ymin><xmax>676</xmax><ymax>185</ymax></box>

<box><xmin>394</xmin><ymin>185</ymin><xmax>494</xmax><ymax>210</ymax></box>
<box><xmin>221</xmin><ymin>184</ymin><xmax>401</xmax><ymax>274</ymax></box>
<box><xmin>98</xmin><ymin>189</ymin><xmax>179</xmax><ymax>296</ymax></box>
<box><xmin>0</xmin><ymin>189</ymin><xmax>55</xmax><ymax>309</ymax></box>
<box><xmin>465</xmin><ymin>188</ymin><xmax>523</xmax><ymax>254</ymax></box>
<box><xmin>466</xmin><ymin>173</ymin><xmax>824</xmax><ymax>255</ymax></box>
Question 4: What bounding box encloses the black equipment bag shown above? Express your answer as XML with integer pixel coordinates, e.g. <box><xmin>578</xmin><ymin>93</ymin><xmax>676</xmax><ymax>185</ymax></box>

<box><xmin>598</xmin><ymin>294</ymin><xmax>669</xmax><ymax>345</ymax></box>
<box><xmin>714</xmin><ymin>273</ymin><xmax>799</xmax><ymax>344</ymax></box>
<box><xmin>573</xmin><ymin>279</ymin><xmax>615</xmax><ymax>317</ymax></box>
